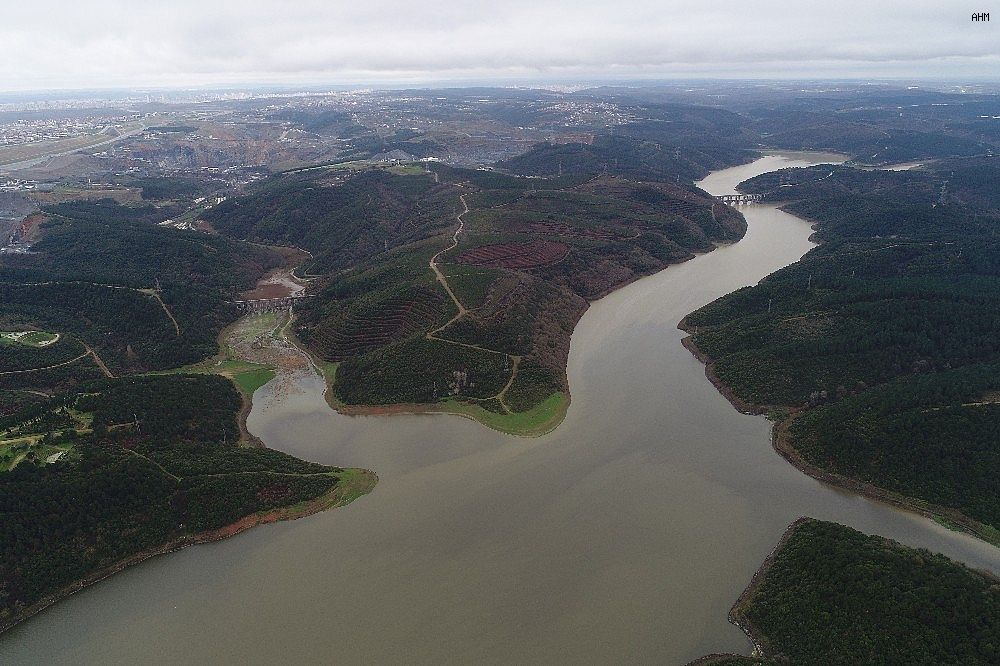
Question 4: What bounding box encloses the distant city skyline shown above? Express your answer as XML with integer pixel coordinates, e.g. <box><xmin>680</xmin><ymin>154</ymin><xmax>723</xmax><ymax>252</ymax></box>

<box><xmin>1</xmin><ymin>0</ymin><xmax>997</xmax><ymax>92</ymax></box>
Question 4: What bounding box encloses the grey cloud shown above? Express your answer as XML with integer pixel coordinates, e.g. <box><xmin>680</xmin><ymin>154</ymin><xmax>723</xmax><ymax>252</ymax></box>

<box><xmin>1</xmin><ymin>0</ymin><xmax>997</xmax><ymax>91</ymax></box>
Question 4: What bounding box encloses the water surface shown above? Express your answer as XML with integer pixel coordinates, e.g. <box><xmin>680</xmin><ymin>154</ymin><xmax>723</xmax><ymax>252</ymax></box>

<box><xmin>5</xmin><ymin>152</ymin><xmax>999</xmax><ymax>665</ymax></box>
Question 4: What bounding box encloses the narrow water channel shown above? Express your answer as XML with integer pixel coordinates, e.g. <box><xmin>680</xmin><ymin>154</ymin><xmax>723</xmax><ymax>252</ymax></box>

<box><xmin>5</xmin><ymin>152</ymin><xmax>999</xmax><ymax>665</ymax></box>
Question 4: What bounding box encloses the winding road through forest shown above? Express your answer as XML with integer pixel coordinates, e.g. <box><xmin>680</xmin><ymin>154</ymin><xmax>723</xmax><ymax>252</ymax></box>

<box><xmin>426</xmin><ymin>190</ymin><xmax>521</xmax><ymax>412</ymax></box>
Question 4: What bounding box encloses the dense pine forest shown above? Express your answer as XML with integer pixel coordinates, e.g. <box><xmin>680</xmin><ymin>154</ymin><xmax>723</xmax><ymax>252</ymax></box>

<box><xmin>683</xmin><ymin>158</ymin><xmax>1000</xmax><ymax>536</ymax></box>
<box><xmin>692</xmin><ymin>519</ymin><xmax>1000</xmax><ymax>666</ymax></box>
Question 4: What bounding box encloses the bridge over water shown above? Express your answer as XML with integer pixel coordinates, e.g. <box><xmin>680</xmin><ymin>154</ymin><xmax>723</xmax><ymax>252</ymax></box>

<box><xmin>716</xmin><ymin>193</ymin><xmax>764</xmax><ymax>204</ymax></box>
<box><xmin>231</xmin><ymin>294</ymin><xmax>313</xmax><ymax>314</ymax></box>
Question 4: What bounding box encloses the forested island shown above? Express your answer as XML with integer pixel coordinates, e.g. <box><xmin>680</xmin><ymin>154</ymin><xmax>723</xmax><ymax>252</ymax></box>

<box><xmin>681</xmin><ymin>157</ymin><xmax>1000</xmax><ymax>542</ymax></box>
<box><xmin>691</xmin><ymin>519</ymin><xmax>1000</xmax><ymax>665</ymax></box>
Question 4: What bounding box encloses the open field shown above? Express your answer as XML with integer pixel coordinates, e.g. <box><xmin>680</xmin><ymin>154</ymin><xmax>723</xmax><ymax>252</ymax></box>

<box><xmin>1</xmin><ymin>330</ymin><xmax>59</xmax><ymax>347</ymax></box>
<box><xmin>0</xmin><ymin>405</ymin><xmax>92</xmax><ymax>471</ymax></box>
<box><xmin>30</xmin><ymin>187</ymin><xmax>141</xmax><ymax>205</ymax></box>
<box><xmin>169</xmin><ymin>312</ymin><xmax>283</xmax><ymax>397</ymax></box>
<box><xmin>388</xmin><ymin>164</ymin><xmax>428</xmax><ymax>176</ymax></box>
<box><xmin>0</xmin><ymin>439</ymin><xmax>73</xmax><ymax>472</ymax></box>
<box><xmin>0</xmin><ymin>429</ymin><xmax>76</xmax><ymax>469</ymax></box>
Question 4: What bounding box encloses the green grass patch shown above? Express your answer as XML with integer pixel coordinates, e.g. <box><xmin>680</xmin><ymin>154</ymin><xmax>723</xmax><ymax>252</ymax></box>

<box><xmin>0</xmin><ymin>438</ymin><xmax>74</xmax><ymax>472</ymax></box>
<box><xmin>443</xmin><ymin>392</ymin><xmax>569</xmax><ymax>436</ymax></box>
<box><xmin>314</xmin><ymin>359</ymin><xmax>340</xmax><ymax>394</ymax></box>
<box><xmin>232</xmin><ymin>368</ymin><xmax>276</xmax><ymax>396</ymax></box>
<box><xmin>387</xmin><ymin>164</ymin><xmax>428</xmax><ymax>176</ymax></box>
<box><xmin>330</xmin><ymin>468</ymin><xmax>378</xmax><ymax>505</ymax></box>
<box><xmin>1</xmin><ymin>331</ymin><xmax>59</xmax><ymax>348</ymax></box>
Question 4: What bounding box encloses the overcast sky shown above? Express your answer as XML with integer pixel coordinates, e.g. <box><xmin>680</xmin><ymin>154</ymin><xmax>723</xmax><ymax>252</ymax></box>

<box><xmin>1</xmin><ymin>0</ymin><xmax>997</xmax><ymax>91</ymax></box>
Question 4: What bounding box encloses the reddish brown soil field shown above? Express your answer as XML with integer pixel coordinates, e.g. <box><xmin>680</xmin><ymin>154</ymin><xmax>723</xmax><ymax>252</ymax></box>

<box><xmin>241</xmin><ymin>268</ymin><xmax>308</xmax><ymax>300</ymax></box>
<box><xmin>458</xmin><ymin>240</ymin><xmax>569</xmax><ymax>269</ymax></box>
<box><xmin>242</xmin><ymin>282</ymin><xmax>294</xmax><ymax>299</ymax></box>
<box><xmin>19</xmin><ymin>213</ymin><xmax>48</xmax><ymax>242</ymax></box>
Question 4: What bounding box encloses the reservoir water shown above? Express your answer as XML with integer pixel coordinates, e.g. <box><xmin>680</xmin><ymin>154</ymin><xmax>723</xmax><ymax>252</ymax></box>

<box><xmin>5</xmin><ymin>152</ymin><xmax>1000</xmax><ymax>664</ymax></box>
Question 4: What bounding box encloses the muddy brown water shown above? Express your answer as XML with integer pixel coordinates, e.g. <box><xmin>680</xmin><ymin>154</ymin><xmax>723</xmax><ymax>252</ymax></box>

<box><xmin>5</xmin><ymin>152</ymin><xmax>1000</xmax><ymax>665</ymax></box>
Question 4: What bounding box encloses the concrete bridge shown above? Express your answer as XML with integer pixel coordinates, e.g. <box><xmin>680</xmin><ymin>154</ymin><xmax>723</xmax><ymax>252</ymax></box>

<box><xmin>231</xmin><ymin>294</ymin><xmax>313</xmax><ymax>314</ymax></box>
<box><xmin>717</xmin><ymin>193</ymin><xmax>764</xmax><ymax>204</ymax></box>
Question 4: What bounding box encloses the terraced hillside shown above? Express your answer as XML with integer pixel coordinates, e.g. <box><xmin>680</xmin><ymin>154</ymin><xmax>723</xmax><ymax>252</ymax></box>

<box><xmin>306</xmin><ymin>286</ymin><xmax>449</xmax><ymax>360</ymax></box>
<box><xmin>457</xmin><ymin>240</ymin><xmax>570</xmax><ymax>269</ymax></box>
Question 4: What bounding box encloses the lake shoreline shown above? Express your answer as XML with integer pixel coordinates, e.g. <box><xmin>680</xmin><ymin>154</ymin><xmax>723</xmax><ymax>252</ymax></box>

<box><xmin>289</xmin><ymin>242</ymin><xmax>742</xmax><ymax>437</ymax></box>
<box><xmin>723</xmin><ymin>517</ymin><xmax>812</xmax><ymax>661</ymax></box>
<box><xmin>279</xmin><ymin>172</ymin><xmax>750</xmax><ymax>437</ymax></box>
<box><xmin>286</xmin><ymin>316</ymin><xmax>572</xmax><ymax>437</ymax></box>
<box><xmin>679</xmin><ymin>308</ymin><xmax>1000</xmax><ymax>551</ymax></box>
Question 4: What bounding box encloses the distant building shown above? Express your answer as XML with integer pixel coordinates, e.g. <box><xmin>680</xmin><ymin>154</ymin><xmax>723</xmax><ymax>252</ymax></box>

<box><xmin>371</xmin><ymin>149</ymin><xmax>415</xmax><ymax>163</ymax></box>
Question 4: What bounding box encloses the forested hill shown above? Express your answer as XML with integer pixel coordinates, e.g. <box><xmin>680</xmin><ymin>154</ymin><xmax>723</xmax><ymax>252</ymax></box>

<box><xmin>739</xmin><ymin>88</ymin><xmax>1000</xmax><ymax>164</ymax></box>
<box><xmin>690</xmin><ymin>519</ymin><xmax>1000</xmax><ymax>666</ymax></box>
<box><xmin>205</xmin><ymin>162</ymin><xmax>743</xmax><ymax>432</ymax></box>
<box><xmin>0</xmin><ymin>200</ymin><xmax>282</xmax><ymax>382</ymax></box>
<box><xmin>737</xmin><ymin>164</ymin><xmax>937</xmax><ymax>203</ymax></box>
<box><xmin>499</xmin><ymin>134</ymin><xmax>753</xmax><ymax>183</ymax></box>
<box><xmin>202</xmin><ymin>168</ymin><xmax>458</xmax><ymax>275</ymax></box>
<box><xmin>0</xmin><ymin>375</ymin><xmax>369</xmax><ymax>633</ymax></box>
<box><xmin>682</xmin><ymin>157</ymin><xmax>1000</xmax><ymax>538</ymax></box>
<box><xmin>927</xmin><ymin>157</ymin><xmax>1000</xmax><ymax>211</ymax></box>
<box><xmin>497</xmin><ymin>101</ymin><xmax>758</xmax><ymax>182</ymax></box>
<box><xmin>738</xmin><ymin>159</ymin><xmax>1000</xmax><ymax>212</ymax></box>
<box><xmin>1</xmin><ymin>199</ymin><xmax>279</xmax><ymax>290</ymax></box>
